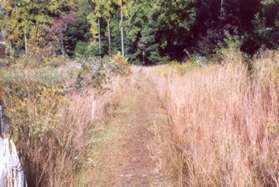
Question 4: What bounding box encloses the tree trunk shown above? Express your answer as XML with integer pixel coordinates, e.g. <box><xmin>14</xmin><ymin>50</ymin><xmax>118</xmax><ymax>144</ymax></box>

<box><xmin>98</xmin><ymin>18</ymin><xmax>102</xmax><ymax>56</ymax></box>
<box><xmin>120</xmin><ymin>0</ymin><xmax>125</xmax><ymax>57</ymax></box>
<box><xmin>24</xmin><ymin>30</ymin><xmax>28</xmax><ymax>56</ymax></box>
<box><xmin>107</xmin><ymin>19</ymin><xmax>112</xmax><ymax>55</ymax></box>
<box><xmin>142</xmin><ymin>50</ymin><xmax>145</xmax><ymax>65</ymax></box>
<box><xmin>220</xmin><ymin>0</ymin><xmax>224</xmax><ymax>18</ymax></box>
<box><xmin>9</xmin><ymin>42</ymin><xmax>13</xmax><ymax>57</ymax></box>
<box><xmin>61</xmin><ymin>35</ymin><xmax>66</xmax><ymax>56</ymax></box>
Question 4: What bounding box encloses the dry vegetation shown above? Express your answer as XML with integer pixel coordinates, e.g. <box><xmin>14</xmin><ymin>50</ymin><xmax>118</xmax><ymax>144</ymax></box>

<box><xmin>1</xmin><ymin>69</ymin><xmax>91</xmax><ymax>186</ymax></box>
<box><xmin>153</xmin><ymin>51</ymin><xmax>279</xmax><ymax>186</ymax></box>
<box><xmin>0</xmin><ymin>51</ymin><xmax>278</xmax><ymax>186</ymax></box>
<box><xmin>0</xmin><ymin>56</ymin><xmax>129</xmax><ymax>186</ymax></box>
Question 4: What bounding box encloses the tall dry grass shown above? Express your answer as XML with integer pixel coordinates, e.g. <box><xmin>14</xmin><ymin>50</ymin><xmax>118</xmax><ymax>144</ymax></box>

<box><xmin>0</xmin><ymin>57</ymin><xmax>130</xmax><ymax>186</ymax></box>
<box><xmin>155</xmin><ymin>51</ymin><xmax>279</xmax><ymax>186</ymax></box>
<box><xmin>2</xmin><ymin>87</ymin><xmax>96</xmax><ymax>186</ymax></box>
<box><xmin>2</xmin><ymin>83</ymin><xmax>122</xmax><ymax>187</ymax></box>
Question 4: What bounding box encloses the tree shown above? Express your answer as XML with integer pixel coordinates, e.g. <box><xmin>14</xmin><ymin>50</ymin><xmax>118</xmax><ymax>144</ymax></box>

<box><xmin>101</xmin><ymin>0</ymin><xmax>114</xmax><ymax>55</ymax></box>
<box><xmin>243</xmin><ymin>0</ymin><xmax>278</xmax><ymax>53</ymax></box>
<box><xmin>1</xmin><ymin>0</ymin><xmax>279</xmax><ymax>60</ymax></box>
<box><xmin>48</xmin><ymin>15</ymin><xmax>76</xmax><ymax>55</ymax></box>
<box><xmin>0</xmin><ymin>0</ymin><xmax>34</xmax><ymax>55</ymax></box>
<box><xmin>0</xmin><ymin>0</ymin><xmax>77</xmax><ymax>56</ymax></box>
<box><xmin>87</xmin><ymin>0</ymin><xmax>103</xmax><ymax>56</ymax></box>
<box><xmin>125</xmin><ymin>0</ymin><xmax>158</xmax><ymax>63</ymax></box>
<box><xmin>119</xmin><ymin>0</ymin><xmax>125</xmax><ymax>57</ymax></box>
<box><xmin>125</xmin><ymin>0</ymin><xmax>197</xmax><ymax>64</ymax></box>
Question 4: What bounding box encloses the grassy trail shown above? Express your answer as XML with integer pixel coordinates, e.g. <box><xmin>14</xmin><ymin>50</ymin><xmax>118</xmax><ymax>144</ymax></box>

<box><xmin>86</xmin><ymin>67</ymin><xmax>176</xmax><ymax>186</ymax></box>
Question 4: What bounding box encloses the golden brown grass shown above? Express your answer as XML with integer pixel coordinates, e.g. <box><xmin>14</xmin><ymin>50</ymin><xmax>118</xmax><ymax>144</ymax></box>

<box><xmin>0</xmin><ymin>51</ymin><xmax>278</xmax><ymax>186</ymax></box>
<box><xmin>153</xmin><ymin>51</ymin><xmax>279</xmax><ymax>186</ymax></box>
<box><xmin>0</xmin><ymin>58</ymin><xmax>129</xmax><ymax>186</ymax></box>
<box><xmin>2</xmin><ymin>87</ymin><xmax>96</xmax><ymax>186</ymax></box>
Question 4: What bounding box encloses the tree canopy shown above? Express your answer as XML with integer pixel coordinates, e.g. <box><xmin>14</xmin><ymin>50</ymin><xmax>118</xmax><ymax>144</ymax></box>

<box><xmin>0</xmin><ymin>0</ymin><xmax>278</xmax><ymax>63</ymax></box>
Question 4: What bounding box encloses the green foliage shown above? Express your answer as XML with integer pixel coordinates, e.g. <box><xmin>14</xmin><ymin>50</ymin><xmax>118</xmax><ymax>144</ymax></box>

<box><xmin>0</xmin><ymin>0</ymin><xmax>78</xmax><ymax>55</ymax></box>
<box><xmin>64</xmin><ymin>17</ymin><xmax>92</xmax><ymax>56</ymax></box>
<box><xmin>252</xmin><ymin>0</ymin><xmax>279</xmax><ymax>50</ymax></box>
<box><xmin>125</xmin><ymin>0</ymin><xmax>197</xmax><ymax>64</ymax></box>
<box><xmin>215</xmin><ymin>36</ymin><xmax>243</xmax><ymax>63</ymax></box>
<box><xmin>1</xmin><ymin>0</ymin><xmax>278</xmax><ymax>63</ymax></box>
<box><xmin>75</xmin><ymin>41</ymin><xmax>100</xmax><ymax>58</ymax></box>
<box><xmin>75</xmin><ymin>56</ymin><xmax>130</xmax><ymax>90</ymax></box>
<box><xmin>6</xmin><ymin>85</ymin><xmax>65</xmax><ymax>139</ymax></box>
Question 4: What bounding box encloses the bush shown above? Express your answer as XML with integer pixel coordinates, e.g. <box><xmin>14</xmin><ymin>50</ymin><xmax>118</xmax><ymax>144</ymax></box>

<box><xmin>215</xmin><ymin>36</ymin><xmax>244</xmax><ymax>64</ymax></box>
<box><xmin>0</xmin><ymin>67</ymin><xmax>73</xmax><ymax>88</ymax></box>
<box><xmin>0</xmin><ymin>62</ymin><xmax>91</xmax><ymax>186</ymax></box>
<box><xmin>74</xmin><ymin>41</ymin><xmax>100</xmax><ymax>58</ymax></box>
<box><xmin>75</xmin><ymin>56</ymin><xmax>130</xmax><ymax>91</ymax></box>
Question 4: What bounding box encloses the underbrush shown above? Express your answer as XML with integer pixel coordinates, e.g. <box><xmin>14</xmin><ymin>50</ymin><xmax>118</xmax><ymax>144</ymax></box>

<box><xmin>0</xmin><ymin>66</ymin><xmax>78</xmax><ymax>88</ymax></box>
<box><xmin>1</xmin><ymin>79</ymin><xmax>93</xmax><ymax>186</ymax></box>
<box><xmin>0</xmin><ymin>50</ymin><xmax>277</xmax><ymax>186</ymax></box>
<box><xmin>0</xmin><ymin>55</ymin><xmax>129</xmax><ymax>186</ymax></box>
<box><xmin>75</xmin><ymin>54</ymin><xmax>131</xmax><ymax>91</ymax></box>
<box><xmin>154</xmin><ymin>51</ymin><xmax>279</xmax><ymax>186</ymax></box>
<box><xmin>156</xmin><ymin>62</ymin><xmax>200</xmax><ymax>77</ymax></box>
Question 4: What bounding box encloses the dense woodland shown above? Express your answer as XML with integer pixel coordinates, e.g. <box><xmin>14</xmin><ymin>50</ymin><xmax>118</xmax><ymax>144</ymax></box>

<box><xmin>0</xmin><ymin>0</ymin><xmax>278</xmax><ymax>64</ymax></box>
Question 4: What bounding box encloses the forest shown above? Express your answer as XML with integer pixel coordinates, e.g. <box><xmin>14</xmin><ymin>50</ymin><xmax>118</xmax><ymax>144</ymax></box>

<box><xmin>0</xmin><ymin>0</ymin><xmax>278</xmax><ymax>187</ymax></box>
<box><xmin>0</xmin><ymin>0</ymin><xmax>278</xmax><ymax>63</ymax></box>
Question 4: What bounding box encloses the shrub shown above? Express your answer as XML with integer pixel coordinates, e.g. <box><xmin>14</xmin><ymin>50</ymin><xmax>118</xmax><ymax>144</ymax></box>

<box><xmin>0</xmin><ymin>63</ymin><xmax>91</xmax><ymax>186</ymax></box>
<box><xmin>0</xmin><ymin>61</ymin><xmax>80</xmax><ymax>90</ymax></box>
<box><xmin>74</xmin><ymin>41</ymin><xmax>100</xmax><ymax>58</ymax></box>
<box><xmin>75</xmin><ymin>56</ymin><xmax>131</xmax><ymax>91</ymax></box>
<box><xmin>215</xmin><ymin>36</ymin><xmax>243</xmax><ymax>64</ymax></box>
<box><xmin>110</xmin><ymin>52</ymin><xmax>128</xmax><ymax>65</ymax></box>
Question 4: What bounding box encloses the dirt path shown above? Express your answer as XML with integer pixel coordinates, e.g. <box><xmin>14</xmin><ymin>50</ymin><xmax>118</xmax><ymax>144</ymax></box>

<box><xmin>86</xmin><ymin>68</ymin><xmax>177</xmax><ymax>187</ymax></box>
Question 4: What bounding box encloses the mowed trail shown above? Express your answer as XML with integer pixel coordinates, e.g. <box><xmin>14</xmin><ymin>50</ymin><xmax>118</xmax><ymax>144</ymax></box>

<box><xmin>87</xmin><ymin>67</ymin><xmax>177</xmax><ymax>187</ymax></box>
